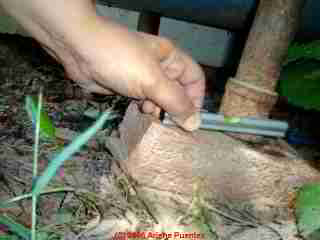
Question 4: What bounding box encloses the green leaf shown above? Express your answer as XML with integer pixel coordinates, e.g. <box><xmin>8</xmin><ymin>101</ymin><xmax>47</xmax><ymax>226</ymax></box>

<box><xmin>0</xmin><ymin>187</ymin><xmax>74</xmax><ymax>209</ymax></box>
<box><xmin>278</xmin><ymin>60</ymin><xmax>320</xmax><ymax>111</ymax></box>
<box><xmin>296</xmin><ymin>183</ymin><xmax>320</xmax><ymax>240</ymax></box>
<box><xmin>0</xmin><ymin>235</ymin><xmax>19</xmax><ymax>240</ymax></box>
<box><xmin>0</xmin><ymin>215</ymin><xmax>31</xmax><ymax>240</ymax></box>
<box><xmin>285</xmin><ymin>40</ymin><xmax>320</xmax><ymax>65</ymax></box>
<box><xmin>25</xmin><ymin>95</ymin><xmax>56</xmax><ymax>140</ymax></box>
<box><xmin>32</xmin><ymin>109</ymin><xmax>115</xmax><ymax>196</ymax></box>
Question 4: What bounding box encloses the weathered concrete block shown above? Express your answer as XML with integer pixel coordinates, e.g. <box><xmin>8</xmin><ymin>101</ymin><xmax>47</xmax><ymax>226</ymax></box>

<box><xmin>118</xmin><ymin>102</ymin><xmax>320</xmax><ymax>219</ymax></box>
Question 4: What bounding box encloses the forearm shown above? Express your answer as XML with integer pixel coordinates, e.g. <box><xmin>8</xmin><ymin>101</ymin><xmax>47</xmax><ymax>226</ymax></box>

<box><xmin>0</xmin><ymin>0</ymin><xmax>204</xmax><ymax>129</ymax></box>
<box><xmin>0</xmin><ymin>0</ymin><xmax>98</xmax><ymax>46</ymax></box>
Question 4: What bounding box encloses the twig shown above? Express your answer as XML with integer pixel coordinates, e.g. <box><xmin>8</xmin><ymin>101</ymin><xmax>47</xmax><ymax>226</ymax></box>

<box><xmin>203</xmin><ymin>202</ymin><xmax>283</xmax><ymax>240</ymax></box>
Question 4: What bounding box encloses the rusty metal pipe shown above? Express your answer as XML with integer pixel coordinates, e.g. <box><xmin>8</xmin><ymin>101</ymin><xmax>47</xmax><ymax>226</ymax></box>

<box><xmin>220</xmin><ymin>0</ymin><xmax>306</xmax><ymax>118</ymax></box>
<box><xmin>137</xmin><ymin>12</ymin><xmax>161</xmax><ymax>34</ymax></box>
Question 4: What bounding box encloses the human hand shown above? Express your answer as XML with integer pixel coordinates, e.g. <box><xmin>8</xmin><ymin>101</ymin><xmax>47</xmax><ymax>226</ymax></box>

<box><xmin>0</xmin><ymin>0</ymin><xmax>205</xmax><ymax>130</ymax></box>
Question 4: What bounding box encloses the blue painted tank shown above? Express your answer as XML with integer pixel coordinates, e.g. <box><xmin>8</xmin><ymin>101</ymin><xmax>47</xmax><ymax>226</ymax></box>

<box><xmin>99</xmin><ymin>0</ymin><xmax>320</xmax><ymax>40</ymax></box>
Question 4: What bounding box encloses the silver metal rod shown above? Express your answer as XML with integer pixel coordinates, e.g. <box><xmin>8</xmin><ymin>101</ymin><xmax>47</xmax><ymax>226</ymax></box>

<box><xmin>163</xmin><ymin>112</ymin><xmax>289</xmax><ymax>137</ymax></box>
<box><xmin>200</xmin><ymin>123</ymin><xmax>286</xmax><ymax>137</ymax></box>
<box><xmin>199</xmin><ymin>112</ymin><xmax>288</xmax><ymax>131</ymax></box>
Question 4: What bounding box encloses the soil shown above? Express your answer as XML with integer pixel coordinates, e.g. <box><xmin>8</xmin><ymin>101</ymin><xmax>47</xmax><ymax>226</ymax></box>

<box><xmin>0</xmin><ymin>33</ymin><xmax>131</xmax><ymax>238</ymax></box>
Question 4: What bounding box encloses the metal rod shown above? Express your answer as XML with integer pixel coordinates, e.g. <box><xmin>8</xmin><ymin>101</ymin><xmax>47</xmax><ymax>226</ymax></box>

<box><xmin>200</xmin><ymin>112</ymin><xmax>288</xmax><ymax>131</ymax></box>
<box><xmin>163</xmin><ymin>112</ymin><xmax>288</xmax><ymax>137</ymax></box>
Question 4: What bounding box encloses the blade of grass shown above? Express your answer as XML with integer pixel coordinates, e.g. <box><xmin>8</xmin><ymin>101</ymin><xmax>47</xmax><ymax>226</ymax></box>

<box><xmin>0</xmin><ymin>235</ymin><xmax>19</xmax><ymax>240</ymax></box>
<box><xmin>25</xmin><ymin>95</ymin><xmax>56</xmax><ymax>140</ymax></box>
<box><xmin>0</xmin><ymin>187</ymin><xmax>75</xmax><ymax>209</ymax></box>
<box><xmin>32</xmin><ymin>109</ymin><xmax>115</xmax><ymax>196</ymax></box>
<box><xmin>0</xmin><ymin>215</ymin><xmax>31</xmax><ymax>240</ymax></box>
<box><xmin>31</xmin><ymin>90</ymin><xmax>43</xmax><ymax>240</ymax></box>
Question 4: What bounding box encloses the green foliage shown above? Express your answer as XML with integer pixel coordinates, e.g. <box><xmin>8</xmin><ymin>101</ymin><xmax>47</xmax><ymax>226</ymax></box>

<box><xmin>295</xmin><ymin>183</ymin><xmax>320</xmax><ymax>240</ymax></box>
<box><xmin>1</xmin><ymin>94</ymin><xmax>115</xmax><ymax>239</ymax></box>
<box><xmin>278</xmin><ymin>59</ymin><xmax>320</xmax><ymax>111</ymax></box>
<box><xmin>32</xmin><ymin>108</ymin><xmax>114</xmax><ymax>195</ymax></box>
<box><xmin>0</xmin><ymin>187</ymin><xmax>75</xmax><ymax>209</ymax></box>
<box><xmin>278</xmin><ymin>40</ymin><xmax>320</xmax><ymax>111</ymax></box>
<box><xmin>0</xmin><ymin>215</ymin><xmax>31</xmax><ymax>240</ymax></box>
<box><xmin>0</xmin><ymin>235</ymin><xmax>19</xmax><ymax>240</ymax></box>
<box><xmin>25</xmin><ymin>95</ymin><xmax>56</xmax><ymax>140</ymax></box>
<box><xmin>283</xmin><ymin>43</ymin><xmax>320</xmax><ymax>239</ymax></box>
<box><xmin>285</xmin><ymin>40</ymin><xmax>320</xmax><ymax>65</ymax></box>
<box><xmin>189</xmin><ymin>181</ymin><xmax>218</xmax><ymax>239</ymax></box>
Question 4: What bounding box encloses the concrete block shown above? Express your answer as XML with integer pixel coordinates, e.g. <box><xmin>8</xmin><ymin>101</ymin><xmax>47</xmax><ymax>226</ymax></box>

<box><xmin>118</xmin><ymin>102</ymin><xmax>320</xmax><ymax>220</ymax></box>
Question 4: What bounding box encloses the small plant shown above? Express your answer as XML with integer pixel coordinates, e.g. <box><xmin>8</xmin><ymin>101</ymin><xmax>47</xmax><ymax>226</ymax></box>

<box><xmin>280</xmin><ymin>40</ymin><xmax>320</xmax><ymax>240</ymax></box>
<box><xmin>295</xmin><ymin>183</ymin><xmax>320</xmax><ymax>240</ymax></box>
<box><xmin>278</xmin><ymin>40</ymin><xmax>320</xmax><ymax>111</ymax></box>
<box><xmin>0</xmin><ymin>92</ymin><xmax>116</xmax><ymax>239</ymax></box>
<box><xmin>25</xmin><ymin>95</ymin><xmax>56</xmax><ymax>141</ymax></box>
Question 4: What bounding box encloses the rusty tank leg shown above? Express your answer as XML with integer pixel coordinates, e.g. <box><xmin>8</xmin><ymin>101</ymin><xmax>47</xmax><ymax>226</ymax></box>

<box><xmin>137</xmin><ymin>12</ymin><xmax>161</xmax><ymax>34</ymax></box>
<box><xmin>220</xmin><ymin>0</ymin><xmax>306</xmax><ymax>118</ymax></box>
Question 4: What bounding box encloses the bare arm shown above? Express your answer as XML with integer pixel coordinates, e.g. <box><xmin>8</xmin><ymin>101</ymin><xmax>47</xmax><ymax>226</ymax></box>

<box><xmin>0</xmin><ymin>0</ymin><xmax>205</xmax><ymax>130</ymax></box>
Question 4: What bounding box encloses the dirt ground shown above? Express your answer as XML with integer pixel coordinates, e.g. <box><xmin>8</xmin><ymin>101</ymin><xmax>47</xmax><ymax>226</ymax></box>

<box><xmin>0</xmin><ymin>33</ymin><xmax>319</xmax><ymax>240</ymax></box>
<box><xmin>0</xmin><ymin>33</ymin><xmax>133</xmax><ymax>238</ymax></box>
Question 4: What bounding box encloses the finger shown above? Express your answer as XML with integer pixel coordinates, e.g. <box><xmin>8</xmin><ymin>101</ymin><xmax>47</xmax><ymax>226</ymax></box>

<box><xmin>184</xmin><ymin>80</ymin><xmax>205</xmax><ymax>109</ymax></box>
<box><xmin>141</xmin><ymin>100</ymin><xmax>162</xmax><ymax>119</ymax></box>
<box><xmin>152</xmin><ymin>105</ymin><xmax>161</xmax><ymax>119</ymax></box>
<box><xmin>143</xmin><ymin>68</ymin><xmax>201</xmax><ymax>131</ymax></box>
<box><xmin>79</xmin><ymin>82</ymin><xmax>114</xmax><ymax>95</ymax></box>
<box><xmin>136</xmin><ymin>32</ymin><xmax>203</xmax><ymax>130</ymax></box>
<box><xmin>141</xmin><ymin>100</ymin><xmax>155</xmax><ymax>114</ymax></box>
<box><xmin>163</xmin><ymin>50</ymin><xmax>205</xmax><ymax>110</ymax></box>
<box><xmin>138</xmin><ymin>33</ymin><xmax>175</xmax><ymax>61</ymax></box>
<box><xmin>160</xmin><ymin>50</ymin><xmax>186</xmax><ymax>80</ymax></box>
<box><xmin>144</xmin><ymin>34</ymin><xmax>205</xmax><ymax>110</ymax></box>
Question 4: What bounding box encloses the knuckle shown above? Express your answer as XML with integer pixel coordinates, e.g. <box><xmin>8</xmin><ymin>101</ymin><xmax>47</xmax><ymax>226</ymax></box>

<box><xmin>158</xmin><ymin>36</ymin><xmax>175</xmax><ymax>49</ymax></box>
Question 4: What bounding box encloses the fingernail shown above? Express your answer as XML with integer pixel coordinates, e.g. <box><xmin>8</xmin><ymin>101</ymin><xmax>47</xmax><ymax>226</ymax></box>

<box><xmin>193</xmin><ymin>97</ymin><xmax>204</xmax><ymax>109</ymax></box>
<box><xmin>171</xmin><ymin>112</ymin><xmax>201</xmax><ymax>131</ymax></box>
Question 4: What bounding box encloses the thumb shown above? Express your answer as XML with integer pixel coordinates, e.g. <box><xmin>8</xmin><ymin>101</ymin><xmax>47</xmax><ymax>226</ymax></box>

<box><xmin>139</xmin><ymin>32</ymin><xmax>201</xmax><ymax>131</ymax></box>
<box><xmin>144</xmin><ymin>69</ymin><xmax>201</xmax><ymax>131</ymax></box>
